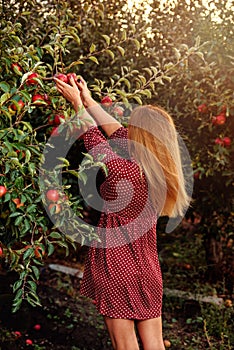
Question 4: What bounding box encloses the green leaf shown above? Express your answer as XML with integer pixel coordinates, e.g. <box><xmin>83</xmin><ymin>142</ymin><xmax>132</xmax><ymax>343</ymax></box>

<box><xmin>47</xmin><ymin>242</ymin><xmax>55</xmax><ymax>256</ymax></box>
<box><xmin>9</xmin><ymin>211</ymin><xmax>22</xmax><ymax>218</ymax></box>
<box><xmin>121</xmin><ymin>30</ymin><xmax>127</xmax><ymax>41</ymax></box>
<box><xmin>195</xmin><ymin>51</ymin><xmax>205</xmax><ymax>61</ymax></box>
<box><xmin>132</xmin><ymin>95</ymin><xmax>142</xmax><ymax>105</ymax></box>
<box><xmin>101</xmin><ymin>34</ymin><xmax>110</xmax><ymax>46</ymax></box>
<box><xmin>25</xmin><ymin>149</ymin><xmax>31</xmax><ymax>163</ymax></box>
<box><xmin>31</xmin><ymin>265</ymin><xmax>40</xmax><ymax>280</ymax></box>
<box><xmin>14</xmin><ymin>287</ymin><xmax>23</xmax><ymax>299</ymax></box>
<box><xmin>20</xmin><ymin>122</ymin><xmax>33</xmax><ymax>133</ymax></box>
<box><xmin>15</xmin><ymin>215</ymin><xmax>23</xmax><ymax>226</ymax></box>
<box><xmin>12</xmin><ymin>279</ymin><xmax>23</xmax><ymax>293</ymax></box>
<box><xmin>143</xmin><ymin>68</ymin><xmax>153</xmax><ymax>76</ymax></box>
<box><xmin>28</xmin><ymin>163</ymin><xmax>36</xmax><ymax>176</ymax></box>
<box><xmin>89</xmin><ymin>56</ymin><xmax>99</xmax><ymax>65</ymax></box>
<box><xmin>106</xmin><ymin>50</ymin><xmax>115</xmax><ymax>60</ymax></box>
<box><xmin>82</xmin><ymin>152</ymin><xmax>93</xmax><ymax>161</ymax></box>
<box><xmin>57</xmin><ymin>157</ymin><xmax>70</xmax><ymax>166</ymax></box>
<box><xmin>23</xmin><ymin>218</ymin><xmax>31</xmax><ymax>233</ymax></box>
<box><xmin>49</xmin><ymin>231</ymin><xmax>62</xmax><ymax>239</ymax></box>
<box><xmin>28</xmin><ymin>280</ymin><xmax>37</xmax><ymax>292</ymax></box>
<box><xmin>42</xmin><ymin>44</ymin><xmax>54</xmax><ymax>56</ymax></box>
<box><xmin>68</xmin><ymin>170</ymin><xmax>79</xmax><ymax>178</ymax></box>
<box><xmin>0</xmin><ymin>82</ymin><xmax>10</xmax><ymax>93</ymax></box>
<box><xmin>71</xmin><ymin>33</ymin><xmax>81</xmax><ymax>45</ymax></box>
<box><xmin>26</xmin><ymin>204</ymin><xmax>37</xmax><ymax>213</ymax></box>
<box><xmin>78</xmin><ymin>171</ymin><xmax>87</xmax><ymax>185</ymax></box>
<box><xmin>12</xmin><ymin>297</ymin><xmax>22</xmax><ymax>313</ymax></box>
<box><xmin>117</xmin><ymin>46</ymin><xmax>125</xmax><ymax>56</ymax></box>
<box><xmin>133</xmin><ymin>39</ymin><xmax>141</xmax><ymax>51</ymax></box>
<box><xmin>0</xmin><ymin>92</ymin><xmax>11</xmax><ymax>106</ymax></box>
<box><xmin>87</xmin><ymin>18</ymin><xmax>96</xmax><ymax>26</ymax></box>
<box><xmin>23</xmin><ymin>247</ymin><xmax>34</xmax><ymax>260</ymax></box>
<box><xmin>89</xmin><ymin>43</ymin><xmax>96</xmax><ymax>53</ymax></box>
<box><xmin>11</xmin><ymin>35</ymin><xmax>22</xmax><ymax>45</ymax></box>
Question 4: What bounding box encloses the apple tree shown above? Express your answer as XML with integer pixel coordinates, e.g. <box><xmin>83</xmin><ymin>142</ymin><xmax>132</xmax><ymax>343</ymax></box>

<box><xmin>0</xmin><ymin>0</ymin><xmax>189</xmax><ymax>311</ymax></box>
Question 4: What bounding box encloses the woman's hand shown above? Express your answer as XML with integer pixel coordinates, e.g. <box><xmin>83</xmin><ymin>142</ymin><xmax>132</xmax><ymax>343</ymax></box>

<box><xmin>76</xmin><ymin>77</ymin><xmax>97</xmax><ymax>109</ymax></box>
<box><xmin>54</xmin><ymin>76</ymin><xmax>83</xmax><ymax>113</ymax></box>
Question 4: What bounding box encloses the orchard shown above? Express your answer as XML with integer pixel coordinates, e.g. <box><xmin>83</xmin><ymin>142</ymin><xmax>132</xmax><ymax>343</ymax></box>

<box><xmin>0</xmin><ymin>0</ymin><xmax>233</xmax><ymax>349</ymax></box>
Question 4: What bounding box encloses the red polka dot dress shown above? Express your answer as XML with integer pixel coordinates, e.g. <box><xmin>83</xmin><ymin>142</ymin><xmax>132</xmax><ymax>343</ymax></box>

<box><xmin>80</xmin><ymin>126</ymin><xmax>163</xmax><ymax>319</ymax></box>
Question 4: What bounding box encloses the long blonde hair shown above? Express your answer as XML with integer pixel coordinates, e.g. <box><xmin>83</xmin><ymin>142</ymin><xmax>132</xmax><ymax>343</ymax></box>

<box><xmin>128</xmin><ymin>105</ymin><xmax>190</xmax><ymax>218</ymax></box>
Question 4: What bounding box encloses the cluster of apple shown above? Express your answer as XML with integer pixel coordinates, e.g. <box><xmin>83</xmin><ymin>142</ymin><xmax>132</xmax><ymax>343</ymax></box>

<box><xmin>215</xmin><ymin>136</ymin><xmax>231</xmax><ymax>148</ymax></box>
<box><xmin>100</xmin><ymin>96</ymin><xmax>124</xmax><ymax>117</ymax></box>
<box><xmin>0</xmin><ymin>185</ymin><xmax>24</xmax><ymax>208</ymax></box>
<box><xmin>198</xmin><ymin>103</ymin><xmax>231</xmax><ymax>149</ymax></box>
<box><xmin>24</xmin><ymin>244</ymin><xmax>45</xmax><ymax>259</ymax></box>
<box><xmin>54</xmin><ymin>72</ymin><xmax>78</xmax><ymax>84</ymax></box>
<box><xmin>14</xmin><ymin>324</ymin><xmax>41</xmax><ymax>346</ymax></box>
<box><xmin>10</xmin><ymin>63</ymin><xmax>50</xmax><ymax>110</ymax></box>
<box><xmin>48</xmin><ymin>113</ymin><xmax>65</xmax><ymax>137</ymax></box>
<box><xmin>197</xmin><ymin>103</ymin><xmax>227</xmax><ymax>125</ymax></box>
<box><xmin>46</xmin><ymin>189</ymin><xmax>61</xmax><ymax>214</ymax></box>
<box><xmin>10</xmin><ymin>64</ymin><xmax>124</xmax><ymax>118</ymax></box>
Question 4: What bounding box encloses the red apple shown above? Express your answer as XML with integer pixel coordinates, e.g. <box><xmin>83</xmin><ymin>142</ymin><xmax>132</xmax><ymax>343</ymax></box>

<box><xmin>50</xmin><ymin>126</ymin><xmax>60</xmax><ymax>137</ymax></box>
<box><xmin>223</xmin><ymin>137</ymin><xmax>231</xmax><ymax>147</ymax></box>
<box><xmin>0</xmin><ymin>247</ymin><xmax>3</xmax><ymax>256</ymax></box>
<box><xmin>67</xmin><ymin>73</ymin><xmax>77</xmax><ymax>84</ymax></box>
<box><xmin>48</xmin><ymin>203</ymin><xmax>61</xmax><ymax>214</ymax></box>
<box><xmin>44</xmin><ymin>93</ymin><xmax>51</xmax><ymax>105</ymax></box>
<box><xmin>193</xmin><ymin>172</ymin><xmax>201</xmax><ymax>180</ymax></box>
<box><xmin>10</xmin><ymin>99</ymin><xmax>25</xmax><ymax>111</ymax></box>
<box><xmin>113</xmin><ymin>106</ymin><xmax>124</xmax><ymax>116</ymax></box>
<box><xmin>34</xmin><ymin>246</ymin><xmax>45</xmax><ymax>258</ymax></box>
<box><xmin>0</xmin><ymin>185</ymin><xmax>7</xmax><ymax>198</ymax></box>
<box><xmin>197</xmin><ymin>103</ymin><xmax>208</xmax><ymax>113</ymax></box>
<box><xmin>101</xmin><ymin>96</ymin><xmax>113</xmax><ymax>107</ymax></box>
<box><xmin>32</xmin><ymin>94</ymin><xmax>46</xmax><ymax>106</ymax></box>
<box><xmin>11</xmin><ymin>63</ymin><xmax>22</xmax><ymax>73</ymax></box>
<box><xmin>48</xmin><ymin>115</ymin><xmax>55</xmax><ymax>125</ymax></box>
<box><xmin>212</xmin><ymin>114</ymin><xmax>226</xmax><ymax>125</ymax></box>
<box><xmin>33</xmin><ymin>324</ymin><xmax>41</xmax><ymax>331</ymax></box>
<box><xmin>12</xmin><ymin>198</ymin><xmax>24</xmax><ymax>208</ymax></box>
<box><xmin>14</xmin><ymin>331</ymin><xmax>22</xmax><ymax>338</ymax></box>
<box><xmin>16</xmin><ymin>150</ymin><xmax>26</xmax><ymax>158</ymax></box>
<box><xmin>46</xmin><ymin>189</ymin><xmax>60</xmax><ymax>202</ymax></box>
<box><xmin>54</xmin><ymin>114</ymin><xmax>65</xmax><ymax>125</ymax></box>
<box><xmin>215</xmin><ymin>137</ymin><xmax>223</xmax><ymax>146</ymax></box>
<box><xmin>25</xmin><ymin>339</ymin><xmax>33</xmax><ymax>345</ymax></box>
<box><xmin>55</xmin><ymin>73</ymin><xmax>68</xmax><ymax>83</ymax></box>
<box><xmin>26</xmin><ymin>72</ymin><xmax>39</xmax><ymax>85</ymax></box>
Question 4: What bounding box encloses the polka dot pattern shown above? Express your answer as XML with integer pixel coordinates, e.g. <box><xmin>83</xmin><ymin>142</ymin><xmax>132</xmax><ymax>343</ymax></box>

<box><xmin>80</xmin><ymin>126</ymin><xmax>163</xmax><ymax>319</ymax></box>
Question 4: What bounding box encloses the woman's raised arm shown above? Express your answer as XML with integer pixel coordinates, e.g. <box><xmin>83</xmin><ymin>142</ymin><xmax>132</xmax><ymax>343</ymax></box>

<box><xmin>77</xmin><ymin>77</ymin><xmax>122</xmax><ymax>137</ymax></box>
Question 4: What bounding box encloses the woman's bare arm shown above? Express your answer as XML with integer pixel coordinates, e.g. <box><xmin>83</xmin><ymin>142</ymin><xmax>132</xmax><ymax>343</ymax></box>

<box><xmin>77</xmin><ymin>78</ymin><xmax>122</xmax><ymax>137</ymax></box>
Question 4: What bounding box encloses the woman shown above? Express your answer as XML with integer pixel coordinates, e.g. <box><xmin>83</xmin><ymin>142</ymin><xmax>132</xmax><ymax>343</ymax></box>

<box><xmin>54</xmin><ymin>76</ymin><xmax>190</xmax><ymax>350</ymax></box>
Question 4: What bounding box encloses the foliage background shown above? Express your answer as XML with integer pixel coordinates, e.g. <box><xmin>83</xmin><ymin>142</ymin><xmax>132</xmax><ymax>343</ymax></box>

<box><xmin>0</xmin><ymin>1</ymin><xmax>233</xmax><ymax>346</ymax></box>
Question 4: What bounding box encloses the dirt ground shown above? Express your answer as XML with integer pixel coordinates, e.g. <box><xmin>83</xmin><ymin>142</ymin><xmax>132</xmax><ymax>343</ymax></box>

<box><xmin>0</xmin><ymin>264</ymin><xmax>210</xmax><ymax>350</ymax></box>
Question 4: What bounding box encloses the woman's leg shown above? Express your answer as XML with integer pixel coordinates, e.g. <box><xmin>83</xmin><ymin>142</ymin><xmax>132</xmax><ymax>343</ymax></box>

<box><xmin>104</xmin><ymin>316</ymin><xmax>140</xmax><ymax>350</ymax></box>
<box><xmin>136</xmin><ymin>317</ymin><xmax>165</xmax><ymax>350</ymax></box>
